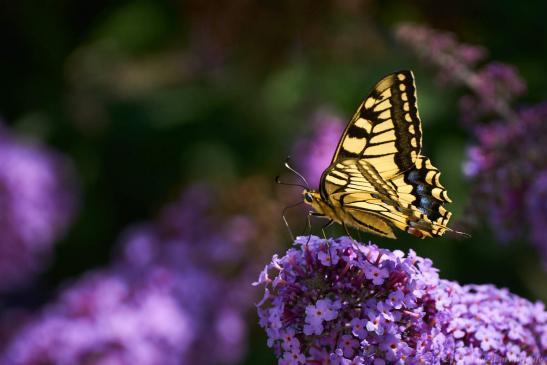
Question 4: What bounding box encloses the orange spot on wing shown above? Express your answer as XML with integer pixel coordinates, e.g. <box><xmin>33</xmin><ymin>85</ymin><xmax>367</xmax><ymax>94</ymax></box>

<box><xmin>407</xmin><ymin>227</ymin><xmax>424</xmax><ymax>238</ymax></box>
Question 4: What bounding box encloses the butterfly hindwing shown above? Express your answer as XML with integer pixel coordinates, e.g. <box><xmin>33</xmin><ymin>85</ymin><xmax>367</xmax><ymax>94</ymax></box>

<box><xmin>388</xmin><ymin>156</ymin><xmax>452</xmax><ymax>237</ymax></box>
<box><xmin>344</xmin><ymin>208</ymin><xmax>397</xmax><ymax>239</ymax></box>
<box><xmin>323</xmin><ymin>157</ymin><xmax>451</xmax><ymax>238</ymax></box>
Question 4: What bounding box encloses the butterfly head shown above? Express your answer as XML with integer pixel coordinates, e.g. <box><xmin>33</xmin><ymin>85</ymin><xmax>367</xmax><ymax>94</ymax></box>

<box><xmin>303</xmin><ymin>189</ymin><xmax>324</xmax><ymax>210</ymax></box>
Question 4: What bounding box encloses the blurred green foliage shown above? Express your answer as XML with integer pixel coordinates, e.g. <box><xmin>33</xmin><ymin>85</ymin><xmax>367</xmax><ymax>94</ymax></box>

<box><xmin>1</xmin><ymin>0</ymin><xmax>547</xmax><ymax>362</ymax></box>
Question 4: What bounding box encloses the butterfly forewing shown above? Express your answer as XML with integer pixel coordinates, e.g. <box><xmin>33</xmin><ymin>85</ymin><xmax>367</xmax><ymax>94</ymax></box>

<box><xmin>329</xmin><ymin>70</ymin><xmax>423</xmax><ymax>179</ymax></box>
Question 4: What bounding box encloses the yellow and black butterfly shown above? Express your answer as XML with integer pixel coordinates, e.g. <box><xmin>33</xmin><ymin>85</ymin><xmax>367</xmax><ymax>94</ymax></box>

<box><xmin>302</xmin><ymin>70</ymin><xmax>453</xmax><ymax>239</ymax></box>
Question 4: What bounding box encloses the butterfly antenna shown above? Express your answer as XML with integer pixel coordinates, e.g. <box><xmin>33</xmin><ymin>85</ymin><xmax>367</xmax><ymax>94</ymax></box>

<box><xmin>284</xmin><ymin>157</ymin><xmax>310</xmax><ymax>190</ymax></box>
<box><xmin>275</xmin><ymin>176</ymin><xmax>307</xmax><ymax>190</ymax></box>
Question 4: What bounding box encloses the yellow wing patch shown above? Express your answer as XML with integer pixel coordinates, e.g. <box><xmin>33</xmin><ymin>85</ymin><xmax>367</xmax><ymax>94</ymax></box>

<box><xmin>330</xmin><ymin>70</ymin><xmax>423</xmax><ymax>179</ymax></box>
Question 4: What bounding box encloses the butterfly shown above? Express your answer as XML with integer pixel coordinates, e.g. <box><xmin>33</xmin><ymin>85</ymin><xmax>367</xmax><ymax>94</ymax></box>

<box><xmin>303</xmin><ymin>71</ymin><xmax>453</xmax><ymax>239</ymax></box>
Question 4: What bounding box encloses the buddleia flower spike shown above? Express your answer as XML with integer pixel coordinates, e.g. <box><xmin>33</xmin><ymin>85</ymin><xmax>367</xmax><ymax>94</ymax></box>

<box><xmin>256</xmin><ymin>236</ymin><xmax>547</xmax><ymax>364</ymax></box>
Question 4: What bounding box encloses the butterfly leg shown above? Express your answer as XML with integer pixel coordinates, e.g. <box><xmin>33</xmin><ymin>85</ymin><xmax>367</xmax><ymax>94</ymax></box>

<box><xmin>303</xmin><ymin>212</ymin><xmax>329</xmax><ymax>245</ymax></box>
<box><xmin>282</xmin><ymin>211</ymin><xmax>295</xmax><ymax>241</ymax></box>
<box><xmin>320</xmin><ymin>219</ymin><xmax>334</xmax><ymax>240</ymax></box>
<box><xmin>303</xmin><ymin>211</ymin><xmax>316</xmax><ymax>246</ymax></box>
<box><xmin>319</xmin><ymin>219</ymin><xmax>336</xmax><ymax>266</ymax></box>
<box><xmin>343</xmin><ymin>223</ymin><xmax>357</xmax><ymax>244</ymax></box>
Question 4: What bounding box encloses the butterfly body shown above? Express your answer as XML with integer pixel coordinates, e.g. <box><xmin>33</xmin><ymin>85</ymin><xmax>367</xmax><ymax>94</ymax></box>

<box><xmin>303</xmin><ymin>71</ymin><xmax>453</xmax><ymax>239</ymax></box>
<box><xmin>304</xmin><ymin>188</ymin><xmax>401</xmax><ymax>238</ymax></box>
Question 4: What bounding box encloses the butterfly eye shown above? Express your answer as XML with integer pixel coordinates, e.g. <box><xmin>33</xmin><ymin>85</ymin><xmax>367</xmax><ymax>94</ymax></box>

<box><xmin>304</xmin><ymin>193</ymin><xmax>314</xmax><ymax>203</ymax></box>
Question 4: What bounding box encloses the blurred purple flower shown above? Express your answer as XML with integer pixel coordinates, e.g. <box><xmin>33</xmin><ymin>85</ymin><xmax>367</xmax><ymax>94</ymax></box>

<box><xmin>395</xmin><ymin>24</ymin><xmax>486</xmax><ymax>83</ymax></box>
<box><xmin>0</xmin><ymin>126</ymin><xmax>78</xmax><ymax>292</ymax></box>
<box><xmin>2</xmin><ymin>177</ymin><xmax>283</xmax><ymax>364</ymax></box>
<box><xmin>1</xmin><ymin>267</ymin><xmax>194</xmax><ymax>365</ymax></box>
<box><xmin>256</xmin><ymin>236</ymin><xmax>546</xmax><ymax>364</ymax></box>
<box><xmin>116</xmin><ymin>227</ymin><xmax>249</xmax><ymax>365</ymax></box>
<box><xmin>460</xmin><ymin>62</ymin><xmax>526</xmax><ymax>124</ymax></box>
<box><xmin>464</xmin><ymin>103</ymin><xmax>547</xmax><ymax>247</ymax></box>
<box><xmin>118</xmin><ymin>177</ymin><xmax>283</xmax><ymax>364</ymax></box>
<box><xmin>526</xmin><ymin>171</ymin><xmax>547</xmax><ymax>266</ymax></box>
<box><xmin>395</xmin><ymin>23</ymin><xmax>524</xmax><ymax>124</ymax></box>
<box><xmin>292</xmin><ymin>110</ymin><xmax>345</xmax><ymax>189</ymax></box>
<box><xmin>441</xmin><ymin>283</ymin><xmax>547</xmax><ymax>364</ymax></box>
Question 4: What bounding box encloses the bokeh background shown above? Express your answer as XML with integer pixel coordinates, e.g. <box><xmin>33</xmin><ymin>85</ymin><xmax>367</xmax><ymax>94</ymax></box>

<box><xmin>0</xmin><ymin>1</ymin><xmax>546</xmax><ymax>364</ymax></box>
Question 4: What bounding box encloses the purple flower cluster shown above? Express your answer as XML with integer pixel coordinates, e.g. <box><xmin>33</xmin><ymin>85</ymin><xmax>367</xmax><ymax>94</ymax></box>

<box><xmin>2</xmin><ymin>267</ymin><xmax>193</xmax><ymax>365</ymax></box>
<box><xmin>395</xmin><ymin>24</ymin><xmax>526</xmax><ymax>125</ymax></box>
<box><xmin>464</xmin><ymin>103</ymin><xmax>547</xmax><ymax>246</ymax></box>
<box><xmin>119</xmin><ymin>228</ymin><xmax>251</xmax><ymax>365</ymax></box>
<box><xmin>527</xmin><ymin>171</ymin><xmax>547</xmax><ymax>262</ymax></box>
<box><xmin>2</xmin><ymin>177</ymin><xmax>282</xmax><ymax>364</ymax></box>
<box><xmin>441</xmin><ymin>284</ymin><xmax>546</xmax><ymax>364</ymax></box>
<box><xmin>256</xmin><ymin>236</ymin><xmax>546</xmax><ymax>364</ymax></box>
<box><xmin>395</xmin><ymin>24</ymin><xmax>487</xmax><ymax>87</ymax></box>
<box><xmin>0</xmin><ymin>126</ymin><xmax>78</xmax><ymax>292</ymax></box>
<box><xmin>292</xmin><ymin>110</ymin><xmax>345</xmax><ymax>189</ymax></box>
<box><xmin>119</xmin><ymin>179</ymin><xmax>282</xmax><ymax>363</ymax></box>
